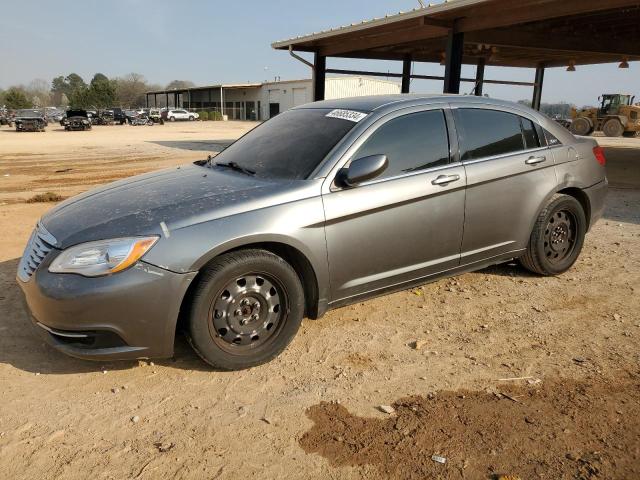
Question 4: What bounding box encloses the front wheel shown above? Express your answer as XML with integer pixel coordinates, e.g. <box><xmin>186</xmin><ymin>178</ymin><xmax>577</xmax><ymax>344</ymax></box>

<box><xmin>187</xmin><ymin>249</ymin><xmax>305</xmax><ymax>370</ymax></box>
<box><xmin>188</xmin><ymin>116</ymin><xmax>194</xmax><ymax>121</ymax></box>
<box><xmin>602</xmin><ymin>118</ymin><xmax>624</xmax><ymax>137</ymax></box>
<box><xmin>520</xmin><ymin>194</ymin><xmax>586</xmax><ymax>276</ymax></box>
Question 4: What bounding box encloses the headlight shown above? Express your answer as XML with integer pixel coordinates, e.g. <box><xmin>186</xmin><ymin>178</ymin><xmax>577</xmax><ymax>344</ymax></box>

<box><xmin>49</xmin><ymin>236</ymin><xmax>158</xmax><ymax>277</ymax></box>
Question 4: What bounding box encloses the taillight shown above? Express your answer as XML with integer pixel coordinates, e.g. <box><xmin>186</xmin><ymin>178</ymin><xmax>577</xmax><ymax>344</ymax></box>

<box><xmin>593</xmin><ymin>146</ymin><xmax>606</xmax><ymax>166</ymax></box>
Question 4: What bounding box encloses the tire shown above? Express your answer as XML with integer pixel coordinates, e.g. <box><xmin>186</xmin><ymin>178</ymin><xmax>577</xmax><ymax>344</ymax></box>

<box><xmin>169</xmin><ymin>116</ymin><xmax>176</xmax><ymax>122</ymax></box>
<box><xmin>520</xmin><ymin>194</ymin><xmax>587</xmax><ymax>276</ymax></box>
<box><xmin>186</xmin><ymin>249</ymin><xmax>305</xmax><ymax>370</ymax></box>
<box><xmin>602</xmin><ymin>118</ymin><xmax>624</xmax><ymax>137</ymax></box>
<box><xmin>569</xmin><ymin>117</ymin><xmax>593</xmax><ymax>136</ymax></box>
<box><xmin>189</xmin><ymin>116</ymin><xmax>194</xmax><ymax>121</ymax></box>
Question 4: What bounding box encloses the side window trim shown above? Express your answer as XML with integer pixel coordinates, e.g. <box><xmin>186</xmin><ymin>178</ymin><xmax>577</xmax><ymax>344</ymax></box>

<box><xmin>461</xmin><ymin>145</ymin><xmax>549</xmax><ymax>166</ymax></box>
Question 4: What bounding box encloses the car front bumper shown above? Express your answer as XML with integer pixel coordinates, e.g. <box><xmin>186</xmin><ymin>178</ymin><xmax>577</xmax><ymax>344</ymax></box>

<box><xmin>17</xmin><ymin>253</ymin><xmax>197</xmax><ymax>361</ymax></box>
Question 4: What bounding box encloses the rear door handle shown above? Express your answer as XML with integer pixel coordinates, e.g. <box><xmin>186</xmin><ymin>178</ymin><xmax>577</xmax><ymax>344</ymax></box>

<box><xmin>525</xmin><ymin>155</ymin><xmax>547</xmax><ymax>165</ymax></box>
<box><xmin>431</xmin><ymin>174</ymin><xmax>461</xmax><ymax>186</ymax></box>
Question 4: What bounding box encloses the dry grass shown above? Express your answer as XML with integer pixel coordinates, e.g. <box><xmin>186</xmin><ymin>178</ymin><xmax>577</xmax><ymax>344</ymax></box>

<box><xmin>26</xmin><ymin>192</ymin><xmax>65</xmax><ymax>203</ymax></box>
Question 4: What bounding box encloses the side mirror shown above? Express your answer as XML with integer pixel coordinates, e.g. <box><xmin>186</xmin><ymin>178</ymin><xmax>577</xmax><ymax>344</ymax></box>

<box><xmin>337</xmin><ymin>154</ymin><xmax>388</xmax><ymax>187</ymax></box>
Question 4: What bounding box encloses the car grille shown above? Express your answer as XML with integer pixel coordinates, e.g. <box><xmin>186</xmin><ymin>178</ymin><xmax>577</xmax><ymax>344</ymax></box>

<box><xmin>17</xmin><ymin>224</ymin><xmax>58</xmax><ymax>282</ymax></box>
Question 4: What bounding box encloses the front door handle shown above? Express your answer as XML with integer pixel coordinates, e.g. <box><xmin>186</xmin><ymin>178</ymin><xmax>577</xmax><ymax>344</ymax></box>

<box><xmin>431</xmin><ymin>174</ymin><xmax>461</xmax><ymax>186</ymax></box>
<box><xmin>525</xmin><ymin>155</ymin><xmax>547</xmax><ymax>165</ymax></box>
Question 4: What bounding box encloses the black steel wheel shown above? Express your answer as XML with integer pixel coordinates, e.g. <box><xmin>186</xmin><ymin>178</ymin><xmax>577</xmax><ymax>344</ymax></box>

<box><xmin>542</xmin><ymin>209</ymin><xmax>577</xmax><ymax>265</ymax></box>
<box><xmin>520</xmin><ymin>194</ymin><xmax>586</xmax><ymax>276</ymax></box>
<box><xmin>187</xmin><ymin>249</ymin><xmax>305</xmax><ymax>370</ymax></box>
<box><xmin>209</xmin><ymin>273</ymin><xmax>287</xmax><ymax>352</ymax></box>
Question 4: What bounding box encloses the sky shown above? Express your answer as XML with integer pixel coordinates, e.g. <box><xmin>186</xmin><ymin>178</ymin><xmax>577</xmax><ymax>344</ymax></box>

<box><xmin>0</xmin><ymin>0</ymin><xmax>636</xmax><ymax>107</ymax></box>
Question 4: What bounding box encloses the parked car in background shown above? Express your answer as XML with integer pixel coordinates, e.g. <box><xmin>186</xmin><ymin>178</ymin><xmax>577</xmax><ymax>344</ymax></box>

<box><xmin>92</xmin><ymin>110</ymin><xmax>116</xmax><ymax>126</ymax></box>
<box><xmin>45</xmin><ymin>108</ymin><xmax>65</xmax><ymax>123</ymax></box>
<box><xmin>84</xmin><ymin>110</ymin><xmax>98</xmax><ymax>124</ymax></box>
<box><xmin>16</xmin><ymin>95</ymin><xmax>607</xmax><ymax>370</ymax></box>
<box><xmin>0</xmin><ymin>109</ymin><xmax>14</xmax><ymax>127</ymax></box>
<box><xmin>163</xmin><ymin>109</ymin><xmax>199</xmax><ymax>121</ymax></box>
<box><xmin>145</xmin><ymin>108</ymin><xmax>164</xmax><ymax>124</ymax></box>
<box><xmin>14</xmin><ymin>109</ymin><xmax>48</xmax><ymax>132</ymax></box>
<box><xmin>123</xmin><ymin>109</ymin><xmax>139</xmax><ymax>124</ymax></box>
<box><xmin>61</xmin><ymin>110</ymin><xmax>91</xmax><ymax>131</ymax></box>
<box><xmin>109</xmin><ymin>107</ymin><xmax>127</xmax><ymax>125</ymax></box>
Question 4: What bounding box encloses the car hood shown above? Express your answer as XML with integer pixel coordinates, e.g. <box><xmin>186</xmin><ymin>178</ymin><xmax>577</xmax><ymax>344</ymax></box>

<box><xmin>41</xmin><ymin>163</ymin><xmax>306</xmax><ymax>248</ymax></box>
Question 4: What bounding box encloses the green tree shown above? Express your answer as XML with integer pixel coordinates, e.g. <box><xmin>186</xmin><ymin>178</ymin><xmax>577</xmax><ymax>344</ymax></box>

<box><xmin>51</xmin><ymin>76</ymin><xmax>66</xmax><ymax>104</ymax></box>
<box><xmin>51</xmin><ymin>73</ymin><xmax>87</xmax><ymax>105</ymax></box>
<box><xmin>68</xmin><ymin>86</ymin><xmax>91</xmax><ymax>109</ymax></box>
<box><xmin>88</xmin><ymin>73</ymin><xmax>116</xmax><ymax>108</ymax></box>
<box><xmin>5</xmin><ymin>87</ymin><xmax>31</xmax><ymax>109</ymax></box>
<box><xmin>66</xmin><ymin>73</ymin><xmax>87</xmax><ymax>92</ymax></box>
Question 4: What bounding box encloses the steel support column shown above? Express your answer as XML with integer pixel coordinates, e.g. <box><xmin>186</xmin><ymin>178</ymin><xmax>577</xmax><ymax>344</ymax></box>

<box><xmin>313</xmin><ymin>52</ymin><xmax>326</xmax><ymax>101</ymax></box>
<box><xmin>474</xmin><ymin>58</ymin><xmax>485</xmax><ymax>96</ymax></box>
<box><xmin>401</xmin><ymin>55</ymin><xmax>412</xmax><ymax>94</ymax></box>
<box><xmin>532</xmin><ymin>64</ymin><xmax>545</xmax><ymax>111</ymax></box>
<box><xmin>145</xmin><ymin>94</ymin><xmax>149</xmax><ymax>108</ymax></box>
<box><xmin>443</xmin><ymin>29</ymin><xmax>464</xmax><ymax>94</ymax></box>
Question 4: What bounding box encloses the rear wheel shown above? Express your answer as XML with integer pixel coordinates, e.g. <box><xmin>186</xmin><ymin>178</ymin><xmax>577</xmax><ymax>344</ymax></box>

<box><xmin>602</xmin><ymin>118</ymin><xmax>624</xmax><ymax>137</ymax></box>
<box><xmin>520</xmin><ymin>194</ymin><xmax>586</xmax><ymax>276</ymax></box>
<box><xmin>569</xmin><ymin>117</ymin><xmax>593</xmax><ymax>136</ymax></box>
<box><xmin>187</xmin><ymin>249</ymin><xmax>305</xmax><ymax>370</ymax></box>
<box><xmin>169</xmin><ymin>116</ymin><xmax>176</xmax><ymax>122</ymax></box>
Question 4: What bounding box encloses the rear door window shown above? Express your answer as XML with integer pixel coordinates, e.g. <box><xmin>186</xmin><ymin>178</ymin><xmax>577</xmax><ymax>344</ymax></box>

<box><xmin>352</xmin><ymin>109</ymin><xmax>450</xmax><ymax>179</ymax></box>
<box><xmin>454</xmin><ymin>109</ymin><xmax>525</xmax><ymax>160</ymax></box>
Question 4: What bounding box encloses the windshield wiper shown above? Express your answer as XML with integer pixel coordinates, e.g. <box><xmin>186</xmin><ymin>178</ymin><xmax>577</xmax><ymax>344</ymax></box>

<box><xmin>215</xmin><ymin>161</ymin><xmax>256</xmax><ymax>176</ymax></box>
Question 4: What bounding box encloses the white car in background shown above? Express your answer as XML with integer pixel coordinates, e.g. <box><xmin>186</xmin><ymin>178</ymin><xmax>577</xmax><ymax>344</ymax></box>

<box><xmin>165</xmin><ymin>109</ymin><xmax>199</xmax><ymax>121</ymax></box>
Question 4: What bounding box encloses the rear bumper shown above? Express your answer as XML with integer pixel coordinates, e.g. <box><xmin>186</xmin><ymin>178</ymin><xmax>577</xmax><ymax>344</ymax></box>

<box><xmin>584</xmin><ymin>178</ymin><xmax>608</xmax><ymax>230</ymax></box>
<box><xmin>17</xmin><ymin>255</ymin><xmax>197</xmax><ymax>361</ymax></box>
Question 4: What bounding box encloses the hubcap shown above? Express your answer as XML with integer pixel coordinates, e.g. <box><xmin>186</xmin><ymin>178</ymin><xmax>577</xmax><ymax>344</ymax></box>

<box><xmin>543</xmin><ymin>210</ymin><xmax>577</xmax><ymax>264</ymax></box>
<box><xmin>210</xmin><ymin>274</ymin><xmax>285</xmax><ymax>351</ymax></box>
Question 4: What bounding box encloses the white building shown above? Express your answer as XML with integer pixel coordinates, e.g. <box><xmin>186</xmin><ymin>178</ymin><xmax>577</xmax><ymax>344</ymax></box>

<box><xmin>145</xmin><ymin>76</ymin><xmax>401</xmax><ymax>121</ymax></box>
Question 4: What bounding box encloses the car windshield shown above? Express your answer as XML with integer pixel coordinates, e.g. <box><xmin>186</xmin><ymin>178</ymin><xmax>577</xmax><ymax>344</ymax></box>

<box><xmin>211</xmin><ymin>108</ymin><xmax>362</xmax><ymax>180</ymax></box>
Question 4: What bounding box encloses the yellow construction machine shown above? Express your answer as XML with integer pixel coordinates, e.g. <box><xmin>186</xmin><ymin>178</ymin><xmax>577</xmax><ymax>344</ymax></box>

<box><xmin>570</xmin><ymin>94</ymin><xmax>639</xmax><ymax>137</ymax></box>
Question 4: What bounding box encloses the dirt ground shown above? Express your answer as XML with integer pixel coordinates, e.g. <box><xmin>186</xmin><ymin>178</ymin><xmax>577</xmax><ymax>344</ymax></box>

<box><xmin>0</xmin><ymin>122</ymin><xmax>639</xmax><ymax>479</ymax></box>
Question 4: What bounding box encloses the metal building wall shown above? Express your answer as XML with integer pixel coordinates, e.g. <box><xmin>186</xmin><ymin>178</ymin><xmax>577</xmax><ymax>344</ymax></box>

<box><xmin>325</xmin><ymin>76</ymin><xmax>401</xmax><ymax>99</ymax></box>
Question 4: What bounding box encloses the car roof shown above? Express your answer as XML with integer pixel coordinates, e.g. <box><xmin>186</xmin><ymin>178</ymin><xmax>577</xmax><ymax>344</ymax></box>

<box><xmin>294</xmin><ymin>94</ymin><xmax>530</xmax><ymax>113</ymax></box>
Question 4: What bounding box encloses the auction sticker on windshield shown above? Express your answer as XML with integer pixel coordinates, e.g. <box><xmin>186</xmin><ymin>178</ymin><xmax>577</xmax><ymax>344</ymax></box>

<box><xmin>325</xmin><ymin>109</ymin><xmax>368</xmax><ymax>123</ymax></box>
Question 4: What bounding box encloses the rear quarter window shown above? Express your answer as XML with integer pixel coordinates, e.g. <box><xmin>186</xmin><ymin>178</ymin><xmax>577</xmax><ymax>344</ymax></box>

<box><xmin>544</xmin><ymin>129</ymin><xmax>563</xmax><ymax>146</ymax></box>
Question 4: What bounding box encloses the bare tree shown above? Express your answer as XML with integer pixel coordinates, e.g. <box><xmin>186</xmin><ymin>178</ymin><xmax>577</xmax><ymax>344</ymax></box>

<box><xmin>115</xmin><ymin>73</ymin><xmax>150</xmax><ymax>107</ymax></box>
<box><xmin>166</xmin><ymin>80</ymin><xmax>195</xmax><ymax>90</ymax></box>
<box><xmin>27</xmin><ymin>78</ymin><xmax>51</xmax><ymax>107</ymax></box>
